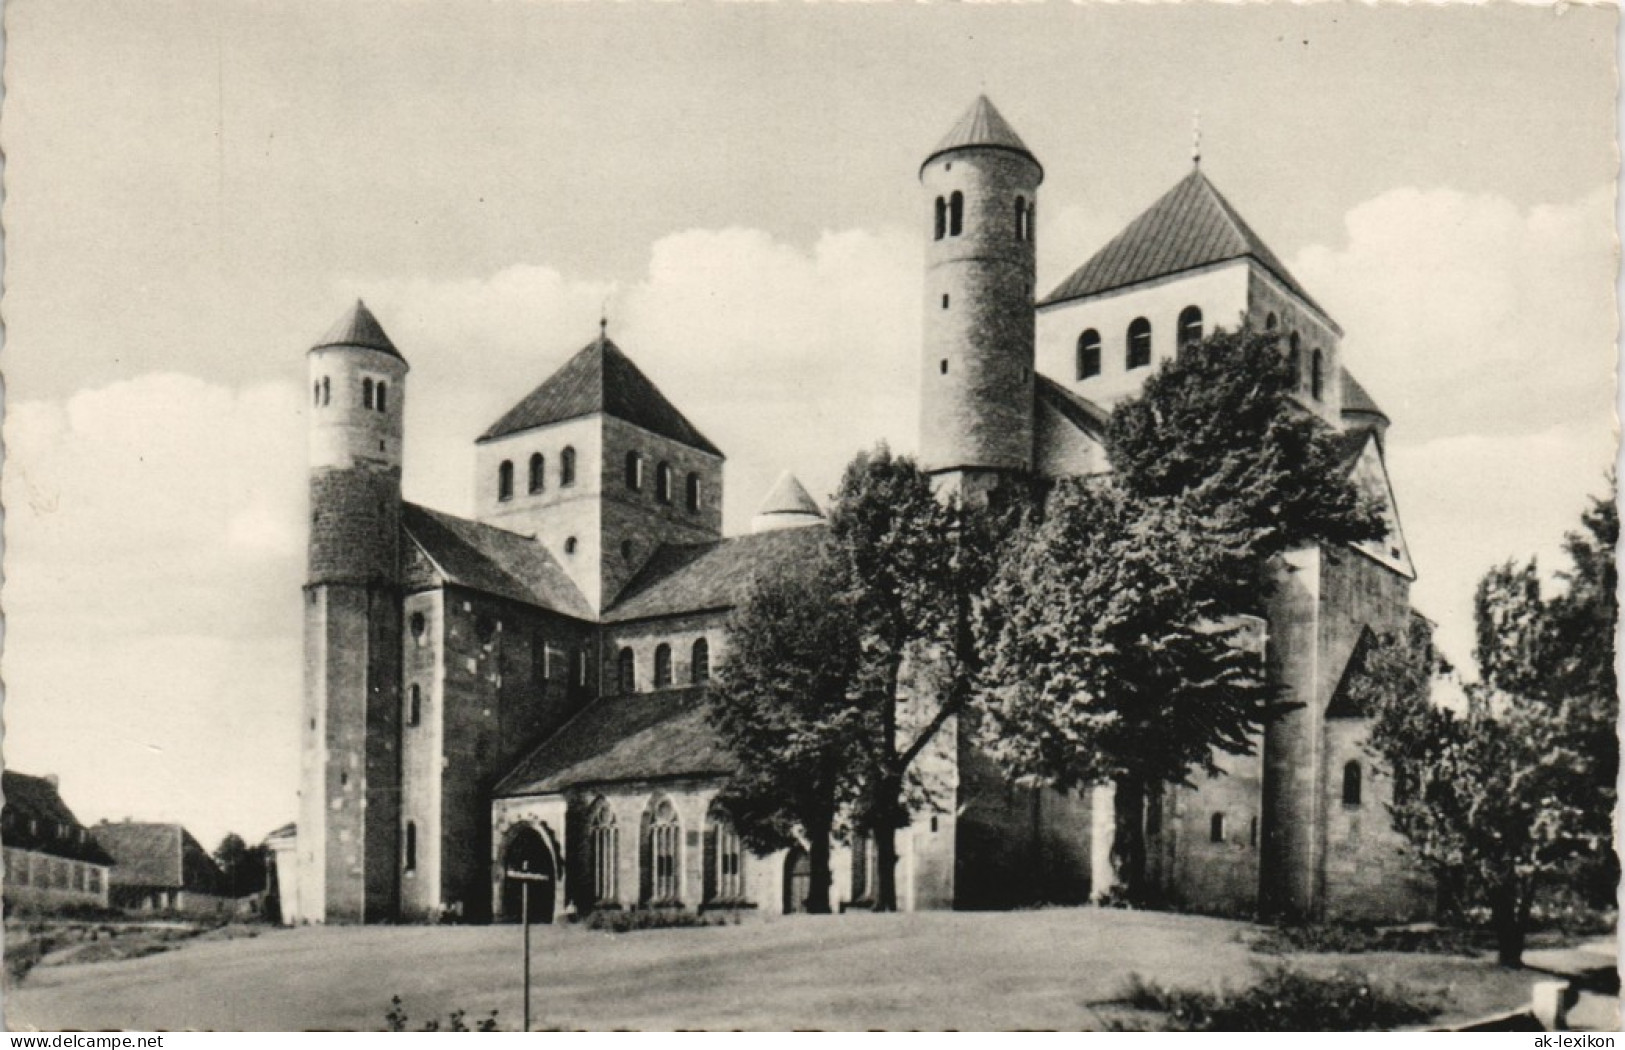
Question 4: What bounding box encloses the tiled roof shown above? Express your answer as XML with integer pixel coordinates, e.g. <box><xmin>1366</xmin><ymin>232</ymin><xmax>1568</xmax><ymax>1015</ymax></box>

<box><xmin>478</xmin><ymin>335</ymin><xmax>723</xmax><ymax>456</ymax></box>
<box><xmin>1039</xmin><ymin>168</ymin><xmax>1331</xmax><ymax>325</ymax></box>
<box><xmin>1035</xmin><ymin>375</ymin><xmax>1111</xmax><ymax>439</ymax></box>
<box><xmin>922</xmin><ymin>95</ymin><xmax>1040</xmax><ymax>174</ymax></box>
<box><xmin>496</xmin><ymin>688</ymin><xmax>734</xmax><ymax>797</ymax></box>
<box><xmin>1</xmin><ymin>772</ymin><xmax>114</xmax><ymax>865</ymax></box>
<box><xmin>604</xmin><ymin>526</ymin><xmax>830</xmax><ymax>623</ymax></box>
<box><xmin>755</xmin><ymin>471</ymin><xmax>822</xmax><ymax>518</ymax></box>
<box><xmin>311</xmin><ymin>300</ymin><xmax>404</xmax><ymax>361</ymax></box>
<box><xmin>1332</xmin><ymin>427</ymin><xmax>1374</xmax><ymax>475</ymax></box>
<box><xmin>402</xmin><ymin>503</ymin><xmax>593</xmax><ymax>620</ymax></box>
<box><xmin>1341</xmin><ymin>370</ymin><xmax>1387</xmax><ymax>422</ymax></box>
<box><xmin>93</xmin><ymin>822</ymin><xmax>185</xmax><ymax>888</ymax></box>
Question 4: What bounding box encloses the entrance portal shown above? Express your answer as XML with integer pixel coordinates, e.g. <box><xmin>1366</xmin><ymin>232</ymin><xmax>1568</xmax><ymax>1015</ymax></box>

<box><xmin>783</xmin><ymin>846</ymin><xmax>812</xmax><ymax>914</ymax></box>
<box><xmin>501</xmin><ymin>825</ymin><xmax>556</xmax><ymax>924</ymax></box>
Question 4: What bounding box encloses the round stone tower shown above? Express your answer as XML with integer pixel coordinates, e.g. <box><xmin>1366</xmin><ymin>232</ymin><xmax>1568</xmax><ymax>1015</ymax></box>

<box><xmin>919</xmin><ymin>95</ymin><xmax>1043</xmax><ymax>494</ymax></box>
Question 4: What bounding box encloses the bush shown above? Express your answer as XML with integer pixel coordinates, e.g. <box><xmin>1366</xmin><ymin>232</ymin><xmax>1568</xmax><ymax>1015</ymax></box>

<box><xmin>385</xmin><ymin>996</ymin><xmax>499</xmax><ymax>1032</ymax></box>
<box><xmin>583</xmin><ymin>908</ymin><xmax>724</xmax><ymax>934</ymax></box>
<box><xmin>1251</xmin><ymin>922</ymin><xmax>1491</xmax><ymax>957</ymax></box>
<box><xmin>1110</xmin><ymin>965</ymin><xmax>1443</xmax><ymax>1032</ymax></box>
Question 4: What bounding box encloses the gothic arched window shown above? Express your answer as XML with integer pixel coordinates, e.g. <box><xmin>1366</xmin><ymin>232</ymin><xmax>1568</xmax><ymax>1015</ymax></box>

<box><xmin>1127</xmin><ymin>317</ymin><xmax>1152</xmax><ymax>370</ymax></box>
<box><xmin>498</xmin><ymin>460</ymin><xmax>514</xmax><ymax>502</ymax></box>
<box><xmin>617</xmin><ymin>647</ymin><xmax>636</xmax><ymax>694</ymax></box>
<box><xmin>1311</xmin><ymin>349</ymin><xmax>1326</xmax><ymax>402</ymax></box>
<box><xmin>656</xmin><ymin>462</ymin><xmax>673</xmax><ymax>505</ymax></box>
<box><xmin>949</xmin><ymin>191</ymin><xmax>964</xmax><ymax>237</ymax></box>
<box><xmin>1077</xmin><ymin>329</ymin><xmax>1102</xmax><ymax>379</ymax></box>
<box><xmin>706</xmin><ymin>808</ymin><xmax>744</xmax><ymax>903</ymax></box>
<box><xmin>654</xmin><ymin>644</ymin><xmax>673</xmax><ymax>688</ymax></box>
<box><xmin>588</xmin><ymin>798</ymin><xmax>618</xmax><ymax>905</ymax></box>
<box><xmin>1265</xmin><ymin>312</ymin><xmax>1278</xmax><ymax>332</ymax></box>
<box><xmin>1342</xmin><ymin>761</ymin><xmax>1362</xmax><ymax>806</ymax></box>
<box><xmin>560</xmin><ymin>446</ymin><xmax>576</xmax><ymax>487</ymax></box>
<box><xmin>686</xmin><ymin>473</ymin><xmax>702</xmax><ymax>513</ymax></box>
<box><xmin>1178</xmin><ymin>306</ymin><xmax>1203</xmax><ymax>347</ymax></box>
<box><xmin>933</xmin><ymin>196</ymin><xmax>946</xmax><ymax>241</ymax></box>
<box><xmin>645</xmin><ymin>798</ymin><xmax>681</xmax><ymax>904</ymax></box>
<box><xmin>528</xmin><ymin>453</ymin><xmax>545</xmax><ymax>494</ymax></box>
<box><xmin>691</xmin><ymin>638</ymin><xmax>710</xmax><ymax>684</ymax></box>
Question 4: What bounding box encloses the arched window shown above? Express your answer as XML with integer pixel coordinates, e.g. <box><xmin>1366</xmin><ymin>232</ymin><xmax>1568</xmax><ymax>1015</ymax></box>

<box><xmin>498</xmin><ymin>460</ymin><xmax>514</xmax><ymax>502</ymax></box>
<box><xmin>686</xmin><ymin>473</ymin><xmax>702</xmax><ymax>513</ymax></box>
<box><xmin>707</xmin><ymin>809</ymin><xmax>745</xmax><ymax>903</ymax></box>
<box><xmin>949</xmin><ymin>191</ymin><xmax>964</xmax><ymax>237</ymax></box>
<box><xmin>560</xmin><ymin>447</ymin><xmax>576</xmax><ymax>486</ymax></box>
<box><xmin>933</xmin><ymin>196</ymin><xmax>946</xmax><ymax>241</ymax></box>
<box><xmin>362</xmin><ymin>377</ymin><xmax>374</xmax><ymax>409</ymax></box>
<box><xmin>1289</xmin><ymin>332</ymin><xmax>1302</xmax><ymax>386</ymax></box>
<box><xmin>617</xmin><ymin>647</ymin><xmax>636</xmax><ymax>694</ymax></box>
<box><xmin>645</xmin><ymin>798</ymin><xmax>681</xmax><ymax>904</ymax></box>
<box><xmin>1077</xmin><ymin>329</ymin><xmax>1102</xmax><ymax>379</ymax></box>
<box><xmin>1209</xmin><ymin>813</ymin><xmax>1226</xmax><ymax>843</ymax></box>
<box><xmin>1178</xmin><ymin>306</ymin><xmax>1203</xmax><ymax>347</ymax></box>
<box><xmin>313</xmin><ymin>381</ymin><xmax>321</xmax><ymax>406</ymax></box>
<box><xmin>406</xmin><ymin>684</ymin><xmax>421</xmax><ymax>727</ymax></box>
<box><xmin>1027</xmin><ymin>200</ymin><xmax>1036</xmax><ymax>242</ymax></box>
<box><xmin>1127</xmin><ymin>317</ymin><xmax>1152</xmax><ymax>369</ymax></box>
<box><xmin>1342</xmin><ymin>761</ymin><xmax>1362</xmax><ymax>806</ymax></box>
<box><xmin>1015</xmin><ymin>196</ymin><xmax>1027</xmax><ymax>240</ymax></box>
<box><xmin>1311</xmin><ymin>349</ymin><xmax>1325</xmax><ymax>401</ymax></box>
<box><xmin>588</xmin><ymin>798</ymin><xmax>618</xmax><ymax>905</ymax></box>
<box><xmin>404</xmin><ymin>822</ymin><xmax>417</xmax><ymax>872</ymax></box>
<box><xmin>376</xmin><ymin>382</ymin><xmax>387</xmax><ymax>412</ymax></box>
<box><xmin>1265</xmin><ymin>312</ymin><xmax>1278</xmax><ymax>332</ymax></box>
<box><xmin>626</xmin><ymin>450</ymin><xmax>643</xmax><ymax>491</ymax></box>
<box><xmin>691</xmin><ymin>638</ymin><xmax>710</xmax><ymax>684</ymax></box>
<box><xmin>528</xmin><ymin>453</ymin><xmax>545</xmax><ymax>494</ymax></box>
<box><xmin>654</xmin><ymin>644</ymin><xmax>673</xmax><ymax>688</ymax></box>
<box><xmin>1249</xmin><ymin>816</ymin><xmax>1259</xmax><ymax>848</ymax></box>
<box><xmin>656</xmin><ymin>462</ymin><xmax>673</xmax><ymax>504</ymax></box>
<box><xmin>321</xmin><ymin>377</ymin><xmax>331</xmax><ymax>406</ymax></box>
<box><xmin>564</xmin><ymin>536</ymin><xmax>578</xmax><ymax>555</ymax></box>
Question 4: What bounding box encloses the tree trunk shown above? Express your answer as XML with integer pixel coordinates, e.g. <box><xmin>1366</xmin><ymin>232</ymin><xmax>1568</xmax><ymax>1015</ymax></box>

<box><xmin>1110</xmin><ymin>775</ymin><xmax>1147</xmax><ymax>903</ymax></box>
<box><xmin>873</xmin><ymin>770</ymin><xmax>901</xmax><ymax>912</ymax></box>
<box><xmin>807</xmin><ymin>821</ymin><xmax>834</xmax><ymax>915</ymax></box>
<box><xmin>1490</xmin><ymin>881</ymin><xmax>1526</xmax><ymax>968</ymax></box>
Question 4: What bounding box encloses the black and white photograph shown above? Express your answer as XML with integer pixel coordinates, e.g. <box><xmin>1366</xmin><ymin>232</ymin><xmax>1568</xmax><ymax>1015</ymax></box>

<box><xmin>1</xmin><ymin>0</ymin><xmax>1618</xmax><ymax>1033</ymax></box>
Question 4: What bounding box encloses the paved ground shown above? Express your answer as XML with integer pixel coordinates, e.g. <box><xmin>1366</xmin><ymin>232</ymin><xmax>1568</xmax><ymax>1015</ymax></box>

<box><xmin>4</xmin><ymin>909</ymin><xmax>1546</xmax><ymax>1031</ymax></box>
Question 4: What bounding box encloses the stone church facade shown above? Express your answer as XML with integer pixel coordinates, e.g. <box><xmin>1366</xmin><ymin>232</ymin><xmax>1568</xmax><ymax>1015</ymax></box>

<box><xmin>293</xmin><ymin>97</ymin><xmax>1430</xmax><ymax>926</ymax></box>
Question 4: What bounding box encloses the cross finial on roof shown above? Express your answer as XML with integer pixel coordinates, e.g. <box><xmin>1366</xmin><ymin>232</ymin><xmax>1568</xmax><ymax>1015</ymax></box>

<box><xmin>599</xmin><ymin>299</ymin><xmax>609</xmax><ymax>345</ymax></box>
<box><xmin>1192</xmin><ymin>110</ymin><xmax>1202</xmax><ymax>167</ymax></box>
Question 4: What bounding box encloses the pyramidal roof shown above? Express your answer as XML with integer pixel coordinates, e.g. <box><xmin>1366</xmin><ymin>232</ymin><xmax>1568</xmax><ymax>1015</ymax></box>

<box><xmin>311</xmin><ymin>300</ymin><xmax>404</xmax><ymax>360</ymax></box>
<box><xmin>479</xmin><ymin>334</ymin><xmax>723</xmax><ymax>456</ymax></box>
<box><xmin>756</xmin><ymin>471</ymin><xmax>822</xmax><ymax>518</ymax></box>
<box><xmin>1039</xmin><ymin>168</ymin><xmax>1333</xmax><ymax>328</ymax></box>
<box><xmin>922</xmin><ymin>95</ymin><xmax>1040</xmax><ymax>175</ymax></box>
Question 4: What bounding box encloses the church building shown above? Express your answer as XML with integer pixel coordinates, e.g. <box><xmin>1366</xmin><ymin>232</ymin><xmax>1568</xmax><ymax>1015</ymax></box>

<box><xmin>293</xmin><ymin>97</ymin><xmax>1428</xmax><ymax>925</ymax></box>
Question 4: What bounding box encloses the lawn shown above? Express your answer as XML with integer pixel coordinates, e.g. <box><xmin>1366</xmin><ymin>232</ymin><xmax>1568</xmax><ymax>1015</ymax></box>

<box><xmin>3</xmin><ymin>909</ymin><xmax>1544</xmax><ymax>1031</ymax></box>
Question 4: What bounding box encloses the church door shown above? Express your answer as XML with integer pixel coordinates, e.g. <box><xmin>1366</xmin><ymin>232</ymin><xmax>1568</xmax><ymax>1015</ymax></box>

<box><xmin>501</xmin><ymin>826</ymin><xmax>556</xmax><ymax>924</ymax></box>
<box><xmin>783</xmin><ymin>846</ymin><xmax>812</xmax><ymax>914</ymax></box>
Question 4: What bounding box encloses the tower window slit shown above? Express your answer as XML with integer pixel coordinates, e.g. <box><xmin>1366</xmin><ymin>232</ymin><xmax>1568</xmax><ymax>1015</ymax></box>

<box><xmin>949</xmin><ymin>191</ymin><xmax>964</xmax><ymax>236</ymax></box>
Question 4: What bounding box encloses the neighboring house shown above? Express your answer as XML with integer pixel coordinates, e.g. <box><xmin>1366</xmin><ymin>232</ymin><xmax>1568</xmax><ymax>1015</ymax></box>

<box><xmin>264</xmin><ymin>822</ymin><xmax>301</xmax><ymax>925</ymax></box>
<box><xmin>92</xmin><ymin>821</ymin><xmax>231</xmax><ymax>916</ymax></box>
<box><xmin>2</xmin><ymin>772</ymin><xmax>115</xmax><ymax>912</ymax></box>
<box><xmin>296</xmin><ymin>95</ymin><xmax>1426</xmax><ymax>925</ymax></box>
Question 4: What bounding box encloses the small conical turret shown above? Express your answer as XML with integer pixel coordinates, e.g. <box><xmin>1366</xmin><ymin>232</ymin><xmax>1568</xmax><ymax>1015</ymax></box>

<box><xmin>750</xmin><ymin>471</ymin><xmax>824</xmax><ymax>533</ymax></box>
<box><xmin>313</xmin><ymin>300</ymin><xmax>406</xmax><ymax>361</ymax></box>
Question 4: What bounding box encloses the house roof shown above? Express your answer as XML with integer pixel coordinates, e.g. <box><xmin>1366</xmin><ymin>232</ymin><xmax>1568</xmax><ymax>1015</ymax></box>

<box><xmin>603</xmin><ymin>526</ymin><xmax>829</xmax><ymax>622</ymax></box>
<box><xmin>1039</xmin><ymin>168</ymin><xmax>1333</xmax><ymax>327</ymax></box>
<box><xmin>93</xmin><ymin>822</ymin><xmax>187</xmax><ymax>887</ymax></box>
<box><xmin>496</xmin><ymin>687</ymin><xmax>734</xmax><ymax>797</ymax></box>
<box><xmin>402</xmin><ymin>502</ymin><xmax>594</xmax><ymax>619</ymax></box>
<box><xmin>1035</xmin><ymin>375</ymin><xmax>1111</xmax><ymax>440</ymax></box>
<box><xmin>755</xmin><ymin>471</ymin><xmax>822</xmax><ymax>518</ymax></box>
<box><xmin>1331</xmin><ymin>426</ymin><xmax>1375</xmax><ymax>475</ymax></box>
<box><xmin>478</xmin><ymin>334</ymin><xmax>723</xmax><ymax>456</ymax></box>
<box><xmin>1341</xmin><ymin>370</ymin><xmax>1388</xmax><ymax>423</ymax></box>
<box><xmin>1</xmin><ymin>772</ymin><xmax>114</xmax><ymax>865</ymax></box>
<box><xmin>922</xmin><ymin>95</ymin><xmax>1041</xmax><ymax>176</ymax></box>
<box><xmin>310</xmin><ymin>300</ymin><xmax>404</xmax><ymax>361</ymax></box>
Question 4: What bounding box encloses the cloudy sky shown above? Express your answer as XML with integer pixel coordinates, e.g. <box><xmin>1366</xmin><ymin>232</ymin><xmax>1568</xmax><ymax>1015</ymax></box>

<box><xmin>4</xmin><ymin>1</ymin><xmax>1617</xmax><ymax>848</ymax></box>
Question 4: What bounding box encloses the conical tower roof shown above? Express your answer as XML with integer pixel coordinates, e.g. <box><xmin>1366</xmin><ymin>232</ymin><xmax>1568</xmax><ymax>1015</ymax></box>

<box><xmin>479</xmin><ymin>332</ymin><xmax>723</xmax><ymax>457</ymax></box>
<box><xmin>1039</xmin><ymin>168</ymin><xmax>1334</xmax><ymax>330</ymax></box>
<box><xmin>311</xmin><ymin>299</ymin><xmax>404</xmax><ymax>360</ymax></box>
<box><xmin>756</xmin><ymin>471</ymin><xmax>821</xmax><ymax>518</ymax></box>
<box><xmin>922</xmin><ymin>95</ymin><xmax>1041</xmax><ymax>176</ymax></box>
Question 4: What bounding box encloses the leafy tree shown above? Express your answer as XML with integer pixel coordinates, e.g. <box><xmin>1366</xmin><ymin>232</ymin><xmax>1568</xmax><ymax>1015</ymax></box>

<box><xmin>704</xmin><ymin>541</ymin><xmax>866</xmax><ymax>914</ymax></box>
<box><xmin>976</xmin><ymin>327</ymin><xmax>1384</xmax><ymax>898</ymax></box>
<box><xmin>213</xmin><ymin>832</ymin><xmax>267</xmax><ymax>897</ymax></box>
